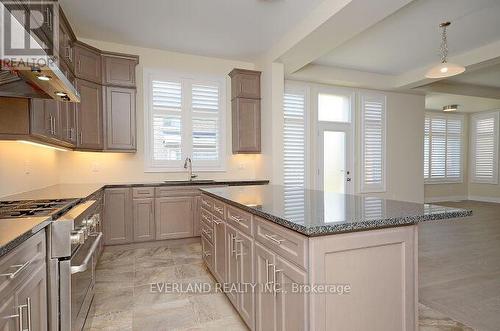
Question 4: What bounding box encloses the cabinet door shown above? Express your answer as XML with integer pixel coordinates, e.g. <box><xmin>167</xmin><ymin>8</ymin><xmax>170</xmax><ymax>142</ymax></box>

<box><xmin>59</xmin><ymin>101</ymin><xmax>77</xmax><ymax>145</ymax></box>
<box><xmin>104</xmin><ymin>188</ymin><xmax>133</xmax><ymax>245</ymax></box>
<box><xmin>15</xmin><ymin>264</ymin><xmax>48</xmax><ymax>331</ymax></box>
<box><xmin>76</xmin><ymin>79</ymin><xmax>103</xmax><ymax>150</ymax></box>
<box><xmin>193</xmin><ymin>196</ymin><xmax>201</xmax><ymax>237</ymax></box>
<box><xmin>104</xmin><ymin>86</ymin><xmax>136</xmax><ymax>151</ymax></box>
<box><xmin>212</xmin><ymin>216</ymin><xmax>226</xmax><ymax>283</ymax></box>
<box><xmin>30</xmin><ymin>99</ymin><xmax>59</xmax><ymax>139</ymax></box>
<box><xmin>255</xmin><ymin>242</ymin><xmax>276</xmax><ymax>331</ymax></box>
<box><xmin>225</xmin><ymin>224</ymin><xmax>239</xmax><ymax>307</ymax></box>
<box><xmin>74</xmin><ymin>44</ymin><xmax>102</xmax><ymax>83</ymax></box>
<box><xmin>0</xmin><ymin>295</ymin><xmax>17</xmax><ymax>331</ymax></box>
<box><xmin>275</xmin><ymin>256</ymin><xmax>308</xmax><ymax>331</ymax></box>
<box><xmin>58</xmin><ymin>19</ymin><xmax>74</xmax><ymax>70</ymax></box>
<box><xmin>102</xmin><ymin>55</ymin><xmax>137</xmax><ymax>87</ymax></box>
<box><xmin>155</xmin><ymin>197</ymin><xmax>194</xmax><ymax>240</ymax></box>
<box><xmin>232</xmin><ymin>98</ymin><xmax>261</xmax><ymax>153</ymax></box>
<box><xmin>237</xmin><ymin>230</ymin><xmax>254</xmax><ymax>329</ymax></box>
<box><xmin>201</xmin><ymin>233</ymin><xmax>214</xmax><ymax>272</ymax></box>
<box><xmin>133</xmin><ymin>198</ymin><xmax>155</xmax><ymax>242</ymax></box>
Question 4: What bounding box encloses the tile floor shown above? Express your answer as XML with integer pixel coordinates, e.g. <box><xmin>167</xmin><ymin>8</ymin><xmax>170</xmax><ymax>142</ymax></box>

<box><xmin>88</xmin><ymin>242</ymin><xmax>475</xmax><ymax>331</ymax></box>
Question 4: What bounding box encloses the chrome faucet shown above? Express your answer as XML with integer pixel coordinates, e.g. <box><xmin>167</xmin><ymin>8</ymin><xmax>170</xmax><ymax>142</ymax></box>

<box><xmin>183</xmin><ymin>157</ymin><xmax>198</xmax><ymax>181</ymax></box>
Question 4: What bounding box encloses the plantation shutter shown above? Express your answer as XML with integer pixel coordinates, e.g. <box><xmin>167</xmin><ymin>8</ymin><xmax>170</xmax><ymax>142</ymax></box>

<box><xmin>283</xmin><ymin>88</ymin><xmax>307</xmax><ymax>223</ymax></box>
<box><xmin>152</xmin><ymin>80</ymin><xmax>182</xmax><ymax>161</ymax></box>
<box><xmin>424</xmin><ymin>114</ymin><xmax>463</xmax><ymax>183</ymax></box>
<box><xmin>361</xmin><ymin>94</ymin><xmax>386</xmax><ymax>192</ymax></box>
<box><xmin>471</xmin><ymin>112</ymin><xmax>499</xmax><ymax>183</ymax></box>
<box><xmin>191</xmin><ymin>83</ymin><xmax>220</xmax><ymax>161</ymax></box>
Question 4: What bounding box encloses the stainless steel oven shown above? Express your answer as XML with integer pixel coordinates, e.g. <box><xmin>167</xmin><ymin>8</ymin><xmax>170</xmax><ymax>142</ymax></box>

<box><xmin>48</xmin><ymin>200</ymin><xmax>102</xmax><ymax>331</ymax></box>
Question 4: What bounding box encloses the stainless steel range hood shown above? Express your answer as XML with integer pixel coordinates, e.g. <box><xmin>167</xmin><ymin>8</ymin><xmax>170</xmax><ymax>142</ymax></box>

<box><xmin>0</xmin><ymin>60</ymin><xmax>80</xmax><ymax>102</ymax></box>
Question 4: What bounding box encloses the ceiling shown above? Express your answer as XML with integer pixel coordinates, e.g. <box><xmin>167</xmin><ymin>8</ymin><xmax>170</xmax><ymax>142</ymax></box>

<box><xmin>313</xmin><ymin>0</ymin><xmax>500</xmax><ymax>75</ymax></box>
<box><xmin>446</xmin><ymin>62</ymin><xmax>500</xmax><ymax>88</ymax></box>
<box><xmin>425</xmin><ymin>93</ymin><xmax>500</xmax><ymax>113</ymax></box>
<box><xmin>59</xmin><ymin>0</ymin><xmax>324</xmax><ymax>61</ymax></box>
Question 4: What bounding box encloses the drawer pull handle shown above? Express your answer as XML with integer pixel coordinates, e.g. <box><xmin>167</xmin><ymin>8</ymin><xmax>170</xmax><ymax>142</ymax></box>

<box><xmin>265</xmin><ymin>234</ymin><xmax>284</xmax><ymax>245</ymax></box>
<box><xmin>214</xmin><ymin>206</ymin><xmax>223</xmax><ymax>213</ymax></box>
<box><xmin>203</xmin><ymin>251</ymin><xmax>211</xmax><ymax>257</ymax></box>
<box><xmin>202</xmin><ymin>215</ymin><xmax>211</xmax><ymax>223</ymax></box>
<box><xmin>202</xmin><ymin>229</ymin><xmax>211</xmax><ymax>237</ymax></box>
<box><xmin>202</xmin><ymin>200</ymin><xmax>211</xmax><ymax>207</ymax></box>
<box><xmin>230</xmin><ymin>215</ymin><xmax>243</xmax><ymax>223</ymax></box>
<box><xmin>0</xmin><ymin>260</ymin><xmax>31</xmax><ymax>279</ymax></box>
<box><xmin>212</xmin><ymin>219</ymin><xmax>222</xmax><ymax>225</ymax></box>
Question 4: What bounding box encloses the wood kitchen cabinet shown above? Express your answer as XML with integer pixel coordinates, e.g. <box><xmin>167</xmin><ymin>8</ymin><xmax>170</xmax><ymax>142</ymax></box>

<box><xmin>102</xmin><ymin>54</ymin><xmax>138</xmax><ymax>87</ymax></box>
<box><xmin>30</xmin><ymin>99</ymin><xmax>59</xmax><ymax>141</ymax></box>
<box><xmin>103</xmin><ymin>188</ymin><xmax>133</xmax><ymax>245</ymax></box>
<box><xmin>133</xmin><ymin>198</ymin><xmax>155</xmax><ymax>242</ymax></box>
<box><xmin>155</xmin><ymin>196</ymin><xmax>194</xmax><ymax>240</ymax></box>
<box><xmin>212</xmin><ymin>215</ymin><xmax>226</xmax><ymax>283</ymax></box>
<box><xmin>15</xmin><ymin>264</ymin><xmax>48</xmax><ymax>331</ymax></box>
<box><xmin>255</xmin><ymin>242</ymin><xmax>277</xmax><ymax>331</ymax></box>
<box><xmin>229</xmin><ymin>69</ymin><xmax>261</xmax><ymax>99</ymax></box>
<box><xmin>229</xmin><ymin>68</ymin><xmax>261</xmax><ymax>154</ymax></box>
<box><xmin>74</xmin><ymin>42</ymin><xmax>102</xmax><ymax>84</ymax></box>
<box><xmin>231</xmin><ymin>97</ymin><xmax>261</xmax><ymax>153</ymax></box>
<box><xmin>58</xmin><ymin>9</ymin><xmax>75</xmax><ymax>71</ymax></box>
<box><xmin>225</xmin><ymin>224</ymin><xmax>239</xmax><ymax>307</ymax></box>
<box><xmin>76</xmin><ymin>78</ymin><xmax>104</xmax><ymax>150</ymax></box>
<box><xmin>104</xmin><ymin>86</ymin><xmax>136</xmax><ymax>151</ymax></box>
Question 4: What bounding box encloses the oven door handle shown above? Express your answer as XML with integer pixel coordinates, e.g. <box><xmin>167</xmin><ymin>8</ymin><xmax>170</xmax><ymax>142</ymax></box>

<box><xmin>70</xmin><ymin>232</ymin><xmax>102</xmax><ymax>275</ymax></box>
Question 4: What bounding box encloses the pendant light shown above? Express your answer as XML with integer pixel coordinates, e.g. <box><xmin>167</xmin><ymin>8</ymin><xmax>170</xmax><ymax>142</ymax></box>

<box><xmin>425</xmin><ymin>22</ymin><xmax>465</xmax><ymax>79</ymax></box>
<box><xmin>443</xmin><ymin>104</ymin><xmax>458</xmax><ymax>112</ymax></box>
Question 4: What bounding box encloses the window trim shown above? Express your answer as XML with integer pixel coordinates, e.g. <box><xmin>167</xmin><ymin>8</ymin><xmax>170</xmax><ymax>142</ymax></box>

<box><xmin>470</xmin><ymin>111</ymin><xmax>499</xmax><ymax>184</ymax></box>
<box><xmin>360</xmin><ymin>92</ymin><xmax>387</xmax><ymax>193</ymax></box>
<box><xmin>424</xmin><ymin>112</ymin><xmax>465</xmax><ymax>184</ymax></box>
<box><xmin>144</xmin><ymin>69</ymin><xmax>226</xmax><ymax>172</ymax></box>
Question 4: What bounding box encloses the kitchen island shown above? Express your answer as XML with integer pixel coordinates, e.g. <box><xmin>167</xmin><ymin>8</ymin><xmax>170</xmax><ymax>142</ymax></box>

<box><xmin>199</xmin><ymin>185</ymin><xmax>472</xmax><ymax>331</ymax></box>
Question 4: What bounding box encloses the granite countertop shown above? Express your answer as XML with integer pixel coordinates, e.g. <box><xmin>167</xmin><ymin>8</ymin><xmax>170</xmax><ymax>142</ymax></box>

<box><xmin>0</xmin><ymin>216</ymin><xmax>52</xmax><ymax>258</ymax></box>
<box><xmin>200</xmin><ymin>185</ymin><xmax>473</xmax><ymax>236</ymax></box>
<box><xmin>0</xmin><ymin>180</ymin><xmax>269</xmax><ymax>201</ymax></box>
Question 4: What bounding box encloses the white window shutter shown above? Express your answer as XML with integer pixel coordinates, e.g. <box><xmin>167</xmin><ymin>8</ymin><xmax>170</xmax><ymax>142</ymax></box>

<box><xmin>471</xmin><ymin>112</ymin><xmax>499</xmax><ymax>184</ymax></box>
<box><xmin>283</xmin><ymin>87</ymin><xmax>307</xmax><ymax>223</ymax></box>
<box><xmin>361</xmin><ymin>94</ymin><xmax>386</xmax><ymax>193</ymax></box>
<box><xmin>191</xmin><ymin>83</ymin><xmax>220</xmax><ymax>161</ymax></box>
<box><xmin>424</xmin><ymin>113</ymin><xmax>463</xmax><ymax>183</ymax></box>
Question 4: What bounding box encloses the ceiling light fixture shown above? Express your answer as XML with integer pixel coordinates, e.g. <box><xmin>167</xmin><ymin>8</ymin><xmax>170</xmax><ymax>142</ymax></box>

<box><xmin>37</xmin><ymin>75</ymin><xmax>51</xmax><ymax>81</ymax></box>
<box><xmin>442</xmin><ymin>104</ymin><xmax>458</xmax><ymax>112</ymax></box>
<box><xmin>55</xmin><ymin>91</ymin><xmax>67</xmax><ymax>97</ymax></box>
<box><xmin>425</xmin><ymin>22</ymin><xmax>465</xmax><ymax>79</ymax></box>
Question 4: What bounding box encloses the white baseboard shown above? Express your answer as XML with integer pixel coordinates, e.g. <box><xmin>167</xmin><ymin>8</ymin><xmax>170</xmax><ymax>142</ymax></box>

<box><xmin>424</xmin><ymin>195</ymin><xmax>468</xmax><ymax>203</ymax></box>
<box><xmin>467</xmin><ymin>195</ymin><xmax>500</xmax><ymax>203</ymax></box>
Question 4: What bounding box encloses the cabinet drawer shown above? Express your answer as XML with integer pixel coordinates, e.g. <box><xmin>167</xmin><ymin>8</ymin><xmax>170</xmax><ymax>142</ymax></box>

<box><xmin>200</xmin><ymin>209</ymin><xmax>213</xmax><ymax>227</ymax></box>
<box><xmin>200</xmin><ymin>195</ymin><xmax>213</xmax><ymax>212</ymax></box>
<box><xmin>156</xmin><ymin>186</ymin><xmax>200</xmax><ymax>197</ymax></box>
<box><xmin>213</xmin><ymin>200</ymin><xmax>224</xmax><ymax>218</ymax></box>
<box><xmin>0</xmin><ymin>230</ymin><xmax>46</xmax><ymax>297</ymax></box>
<box><xmin>254</xmin><ymin>216</ymin><xmax>308</xmax><ymax>269</ymax></box>
<box><xmin>201</xmin><ymin>234</ymin><xmax>214</xmax><ymax>271</ymax></box>
<box><xmin>132</xmin><ymin>187</ymin><xmax>154</xmax><ymax>198</ymax></box>
<box><xmin>200</xmin><ymin>219</ymin><xmax>214</xmax><ymax>244</ymax></box>
<box><xmin>226</xmin><ymin>206</ymin><xmax>253</xmax><ymax>236</ymax></box>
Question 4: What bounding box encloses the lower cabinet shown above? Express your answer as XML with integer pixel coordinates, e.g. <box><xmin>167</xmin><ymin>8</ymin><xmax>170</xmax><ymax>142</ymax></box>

<box><xmin>155</xmin><ymin>196</ymin><xmax>194</xmax><ymax>240</ymax></box>
<box><xmin>201</xmin><ymin>234</ymin><xmax>214</xmax><ymax>271</ymax></box>
<box><xmin>236</xmin><ymin>230</ymin><xmax>255</xmax><ymax>330</ymax></box>
<box><xmin>255</xmin><ymin>242</ymin><xmax>277</xmax><ymax>331</ymax></box>
<box><xmin>0</xmin><ymin>230</ymin><xmax>48</xmax><ymax>331</ymax></box>
<box><xmin>212</xmin><ymin>215</ymin><xmax>226</xmax><ymax>282</ymax></box>
<box><xmin>133</xmin><ymin>198</ymin><xmax>155</xmax><ymax>242</ymax></box>
<box><xmin>103</xmin><ymin>188</ymin><xmax>133</xmax><ymax>245</ymax></box>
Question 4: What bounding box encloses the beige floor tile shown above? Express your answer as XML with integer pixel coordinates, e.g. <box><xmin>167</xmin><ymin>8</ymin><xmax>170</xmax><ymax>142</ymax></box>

<box><xmin>189</xmin><ymin>292</ymin><xmax>239</xmax><ymax>324</ymax></box>
<box><xmin>132</xmin><ymin>299</ymin><xmax>198</xmax><ymax>331</ymax></box>
<box><xmin>134</xmin><ymin>265</ymin><xmax>177</xmax><ymax>286</ymax></box>
<box><xmin>95</xmin><ymin>268</ymin><xmax>134</xmax><ymax>292</ymax></box>
<box><xmin>180</xmin><ymin>316</ymin><xmax>248</xmax><ymax>331</ymax></box>
<box><xmin>89</xmin><ymin>310</ymin><xmax>133</xmax><ymax>331</ymax></box>
<box><xmin>92</xmin><ymin>287</ymin><xmax>134</xmax><ymax>316</ymax></box>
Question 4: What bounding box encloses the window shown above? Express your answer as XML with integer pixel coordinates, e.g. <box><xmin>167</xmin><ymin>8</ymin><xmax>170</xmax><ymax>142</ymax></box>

<box><xmin>470</xmin><ymin>112</ymin><xmax>499</xmax><ymax>184</ymax></box>
<box><xmin>424</xmin><ymin>113</ymin><xmax>464</xmax><ymax>183</ymax></box>
<box><xmin>283</xmin><ymin>86</ymin><xmax>307</xmax><ymax>223</ymax></box>
<box><xmin>318</xmin><ymin>93</ymin><xmax>351</xmax><ymax>123</ymax></box>
<box><xmin>360</xmin><ymin>93</ymin><xmax>386</xmax><ymax>192</ymax></box>
<box><xmin>145</xmin><ymin>71</ymin><xmax>225</xmax><ymax>171</ymax></box>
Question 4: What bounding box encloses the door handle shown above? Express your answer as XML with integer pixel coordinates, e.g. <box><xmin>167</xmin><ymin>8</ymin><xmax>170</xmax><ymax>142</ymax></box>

<box><xmin>346</xmin><ymin>178</ymin><xmax>352</xmax><ymax>182</ymax></box>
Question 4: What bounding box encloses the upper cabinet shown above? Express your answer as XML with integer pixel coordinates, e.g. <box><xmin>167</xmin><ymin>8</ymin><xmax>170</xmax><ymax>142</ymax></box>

<box><xmin>229</xmin><ymin>69</ymin><xmax>261</xmax><ymax>154</ymax></box>
<box><xmin>229</xmin><ymin>69</ymin><xmax>261</xmax><ymax>99</ymax></box>
<box><xmin>102</xmin><ymin>54</ymin><xmax>139</xmax><ymax>87</ymax></box>
<box><xmin>74</xmin><ymin>42</ymin><xmax>102</xmax><ymax>84</ymax></box>
<box><xmin>58</xmin><ymin>9</ymin><xmax>75</xmax><ymax>71</ymax></box>
<box><xmin>104</xmin><ymin>86</ymin><xmax>136</xmax><ymax>151</ymax></box>
<box><xmin>76</xmin><ymin>78</ymin><xmax>104</xmax><ymax>150</ymax></box>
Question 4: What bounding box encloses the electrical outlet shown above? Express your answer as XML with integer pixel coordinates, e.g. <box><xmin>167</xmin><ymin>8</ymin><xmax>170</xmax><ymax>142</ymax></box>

<box><xmin>24</xmin><ymin>161</ymin><xmax>31</xmax><ymax>175</ymax></box>
<box><xmin>91</xmin><ymin>162</ymin><xmax>100</xmax><ymax>173</ymax></box>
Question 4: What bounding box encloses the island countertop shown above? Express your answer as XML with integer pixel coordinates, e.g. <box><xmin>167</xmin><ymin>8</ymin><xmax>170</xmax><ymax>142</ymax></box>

<box><xmin>200</xmin><ymin>185</ymin><xmax>472</xmax><ymax>236</ymax></box>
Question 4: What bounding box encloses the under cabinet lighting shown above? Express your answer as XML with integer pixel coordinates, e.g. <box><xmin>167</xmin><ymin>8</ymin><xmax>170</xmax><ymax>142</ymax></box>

<box><xmin>37</xmin><ymin>75</ymin><xmax>51</xmax><ymax>81</ymax></box>
<box><xmin>17</xmin><ymin>140</ymin><xmax>69</xmax><ymax>152</ymax></box>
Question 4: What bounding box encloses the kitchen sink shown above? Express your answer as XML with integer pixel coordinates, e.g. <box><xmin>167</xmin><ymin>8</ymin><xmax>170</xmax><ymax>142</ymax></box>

<box><xmin>163</xmin><ymin>180</ymin><xmax>216</xmax><ymax>184</ymax></box>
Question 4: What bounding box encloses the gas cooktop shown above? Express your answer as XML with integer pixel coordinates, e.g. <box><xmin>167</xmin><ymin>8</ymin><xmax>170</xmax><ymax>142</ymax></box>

<box><xmin>0</xmin><ymin>199</ymin><xmax>78</xmax><ymax>219</ymax></box>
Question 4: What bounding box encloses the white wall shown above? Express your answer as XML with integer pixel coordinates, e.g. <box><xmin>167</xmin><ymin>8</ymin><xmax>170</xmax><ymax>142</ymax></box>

<box><xmin>0</xmin><ymin>141</ymin><xmax>59</xmax><ymax>197</ymax></box>
<box><xmin>266</xmin><ymin>80</ymin><xmax>425</xmax><ymax>203</ymax></box>
<box><xmin>57</xmin><ymin>39</ymin><xmax>263</xmax><ymax>184</ymax></box>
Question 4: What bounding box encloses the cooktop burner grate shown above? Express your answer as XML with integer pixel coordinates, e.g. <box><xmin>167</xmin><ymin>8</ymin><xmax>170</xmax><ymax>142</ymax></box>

<box><xmin>0</xmin><ymin>199</ymin><xmax>78</xmax><ymax>219</ymax></box>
